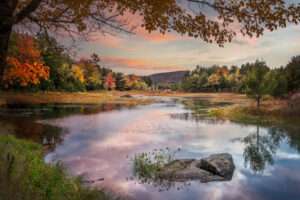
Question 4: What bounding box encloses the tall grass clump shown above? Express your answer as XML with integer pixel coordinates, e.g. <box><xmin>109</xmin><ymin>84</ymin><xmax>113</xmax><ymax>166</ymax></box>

<box><xmin>0</xmin><ymin>124</ymin><xmax>118</xmax><ymax>200</ymax></box>
<box><xmin>130</xmin><ymin>148</ymin><xmax>180</xmax><ymax>181</ymax></box>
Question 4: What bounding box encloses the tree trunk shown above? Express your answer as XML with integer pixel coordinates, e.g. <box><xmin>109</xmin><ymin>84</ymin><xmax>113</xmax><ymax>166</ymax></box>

<box><xmin>0</xmin><ymin>0</ymin><xmax>18</xmax><ymax>83</ymax></box>
<box><xmin>0</xmin><ymin>0</ymin><xmax>43</xmax><ymax>84</ymax></box>
<box><xmin>0</xmin><ymin>28</ymin><xmax>12</xmax><ymax>82</ymax></box>
<box><xmin>256</xmin><ymin>126</ymin><xmax>260</xmax><ymax>151</ymax></box>
<box><xmin>257</xmin><ymin>97</ymin><xmax>260</xmax><ymax>110</ymax></box>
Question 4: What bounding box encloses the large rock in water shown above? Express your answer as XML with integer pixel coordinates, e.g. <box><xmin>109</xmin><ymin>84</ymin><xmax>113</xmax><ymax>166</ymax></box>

<box><xmin>200</xmin><ymin>153</ymin><xmax>235</xmax><ymax>178</ymax></box>
<box><xmin>158</xmin><ymin>153</ymin><xmax>235</xmax><ymax>182</ymax></box>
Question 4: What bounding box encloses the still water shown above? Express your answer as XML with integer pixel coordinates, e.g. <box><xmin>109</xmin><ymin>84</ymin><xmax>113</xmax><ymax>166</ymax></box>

<box><xmin>1</xmin><ymin>97</ymin><xmax>300</xmax><ymax>200</ymax></box>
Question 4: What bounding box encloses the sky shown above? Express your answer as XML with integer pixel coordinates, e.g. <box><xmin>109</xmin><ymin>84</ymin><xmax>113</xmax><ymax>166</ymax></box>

<box><xmin>75</xmin><ymin>14</ymin><xmax>300</xmax><ymax>76</ymax></box>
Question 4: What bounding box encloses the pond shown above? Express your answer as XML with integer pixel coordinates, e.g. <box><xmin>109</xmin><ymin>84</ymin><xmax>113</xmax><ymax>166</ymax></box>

<box><xmin>1</xmin><ymin>97</ymin><xmax>300</xmax><ymax>200</ymax></box>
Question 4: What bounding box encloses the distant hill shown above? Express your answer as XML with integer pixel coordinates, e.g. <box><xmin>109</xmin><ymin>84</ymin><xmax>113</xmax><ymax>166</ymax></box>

<box><xmin>149</xmin><ymin>71</ymin><xmax>187</xmax><ymax>83</ymax></box>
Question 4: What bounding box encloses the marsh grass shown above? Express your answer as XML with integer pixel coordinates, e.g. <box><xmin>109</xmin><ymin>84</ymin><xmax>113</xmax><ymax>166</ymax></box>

<box><xmin>181</xmin><ymin>98</ymin><xmax>232</xmax><ymax>116</ymax></box>
<box><xmin>129</xmin><ymin>148</ymin><xmax>180</xmax><ymax>181</ymax></box>
<box><xmin>0</xmin><ymin>91</ymin><xmax>248</xmax><ymax>105</ymax></box>
<box><xmin>0</xmin><ymin>125</ymin><xmax>118</xmax><ymax>200</ymax></box>
<box><xmin>208</xmin><ymin>96</ymin><xmax>300</xmax><ymax>124</ymax></box>
<box><xmin>128</xmin><ymin>148</ymin><xmax>182</xmax><ymax>191</ymax></box>
<box><xmin>0</xmin><ymin>91</ymin><xmax>151</xmax><ymax>105</ymax></box>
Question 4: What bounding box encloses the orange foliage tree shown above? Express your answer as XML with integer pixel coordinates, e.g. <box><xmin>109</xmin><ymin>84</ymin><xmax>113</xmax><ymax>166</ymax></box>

<box><xmin>104</xmin><ymin>73</ymin><xmax>116</xmax><ymax>90</ymax></box>
<box><xmin>124</xmin><ymin>75</ymin><xmax>141</xmax><ymax>89</ymax></box>
<box><xmin>2</xmin><ymin>34</ymin><xmax>49</xmax><ymax>88</ymax></box>
<box><xmin>217</xmin><ymin>67</ymin><xmax>229</xmax><ymax>76</ymax></box>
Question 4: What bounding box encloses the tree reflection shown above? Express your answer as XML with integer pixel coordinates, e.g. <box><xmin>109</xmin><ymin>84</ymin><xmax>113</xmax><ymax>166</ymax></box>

<box><xmin>0</xmin><ymin>115</ymin><xmax>67</xmax><ymax>153</ymax></box>
<box><xmin>284</xmin><ymin>126</ymin><xmax>300</xmax><ymax>153</ymax></box>
<box><xmin>242</xmin><ymin>126</ymin><xmax>286</xmax><ymax>174</ymax></box>
<box><xmin>170</xmin><ymin>113</ymin><xmax>226</xmax><ymax>125</ymax></box>
<box><xmin>1</xmin><ymin>102</ymin><xmax>140</xmax><ymax>153</ymax></box>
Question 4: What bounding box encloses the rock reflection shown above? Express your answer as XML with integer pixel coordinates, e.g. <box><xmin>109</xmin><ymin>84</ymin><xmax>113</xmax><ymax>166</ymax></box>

<box><xmin>242</xmin><ymin>126</ymin><xmax>286</xmax><ymax>174</ymax></box>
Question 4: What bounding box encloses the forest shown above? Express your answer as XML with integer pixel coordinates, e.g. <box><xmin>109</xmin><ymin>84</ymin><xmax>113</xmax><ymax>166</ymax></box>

<box><xmin>179</xmin><ymin>57</ymin><xmax>300</xmax><ymax>95</ymax></box>
<box><xmin>179</xmin><ymin>58</ymin><xmax>300</xmax><ymax>95</ymax></box>
<box><xmin>3</xmin><ymin>32</ymin><xmax>152</xmax><ymax>92</ymax></box>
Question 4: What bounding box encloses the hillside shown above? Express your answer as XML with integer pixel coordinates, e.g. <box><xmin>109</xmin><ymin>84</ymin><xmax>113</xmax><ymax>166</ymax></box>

<box><xmin>149</xmin><ymin>71</ymin><xmax>187</xmax><ymax>83</ymax></box>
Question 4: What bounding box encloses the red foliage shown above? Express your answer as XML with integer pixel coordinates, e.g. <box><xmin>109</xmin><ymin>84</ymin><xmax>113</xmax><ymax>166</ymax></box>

<box><xmin>217</xmin><ymin>67</ymin><xmax>228</xmax><ymax>75</ymax></box>
<box><xmin>104</xmin><ymin>73</ymin><xmax>116</xmax><ymax>90</ymax></box>
<box><xmin>124</xmin><ymin>75</ymin><xmax>141</xmax><ymax>88</ymax></box>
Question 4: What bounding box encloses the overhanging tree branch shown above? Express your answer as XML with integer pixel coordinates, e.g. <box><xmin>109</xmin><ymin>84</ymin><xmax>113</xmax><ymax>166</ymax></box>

<box><xmin>14</xmin><ymin>0</ymin><xmax>43</xmax><ymax>24</ymax></box>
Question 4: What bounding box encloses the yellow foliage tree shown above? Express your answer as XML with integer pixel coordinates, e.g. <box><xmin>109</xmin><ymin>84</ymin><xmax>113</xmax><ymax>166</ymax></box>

<box><xmin>72</xmin><ymin>65</ymin><xmax>84</xmax><ymax>83</ymax></box>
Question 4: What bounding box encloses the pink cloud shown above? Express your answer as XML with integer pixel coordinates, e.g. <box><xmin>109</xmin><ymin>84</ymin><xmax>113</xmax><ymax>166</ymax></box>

<box><xmin>124</xmin><ymin>13</ymin><xmax>182</xmax><ymax>43</ymax></box>
<box><xmin>102</xmin><ymin>57</ymin><xmax>182</xmax><ymax>71</ymax></box>
<box><xmin>136</xmin><ymin>29</ymin><xmax>181</xmax><ymax>43</ymax></box>
<box><xmin>292</xmin><ymin>25</ymin><xmax>300</xmax><ymax>30</ymax></box>
<box><xmin>89</xmin><ymin>34</ymin><xmax>137</xmax><ymax>51</ymax></box>
<box><xmin>250</xmin><ymin>51</ymin><xmax>257</xmax><ymax>56</ymax></box>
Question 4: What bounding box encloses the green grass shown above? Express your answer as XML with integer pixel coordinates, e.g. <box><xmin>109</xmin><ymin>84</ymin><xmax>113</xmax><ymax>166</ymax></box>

<box><xmin>223</xmin><ymin>106</ymin><xmax>273</xmax><ymax>124</ymax></box>
<box><xmin>209</xmin><ymin>109</ymin><xmax>226</xmax><ymax>118</ymax></box>
<box><xmin>0</xmin><ymin>125</ymin><xmax>118</xmax><ymax>200</ymax></box>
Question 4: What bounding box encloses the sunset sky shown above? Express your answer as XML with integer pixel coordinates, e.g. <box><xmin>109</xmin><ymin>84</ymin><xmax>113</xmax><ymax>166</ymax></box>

<box><xmin>76</xmin><ymin>19</ymin><xmax>300</xmax><ymax>76</ymax></box>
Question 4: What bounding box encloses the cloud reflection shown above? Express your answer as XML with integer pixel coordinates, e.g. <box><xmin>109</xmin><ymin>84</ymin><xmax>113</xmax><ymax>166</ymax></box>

<box><xmin>43</xmin><ymin>102</ymin><xmax>300</xmax><ymax>200</ymax></box>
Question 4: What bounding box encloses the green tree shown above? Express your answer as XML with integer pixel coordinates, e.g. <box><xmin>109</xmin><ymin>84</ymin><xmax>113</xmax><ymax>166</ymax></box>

<box><xmin>219</xmin><ymin>74</ymin><xmax>229</xmax><ymax>90</ymax></box>
<box><xmin>244</xmin><ymin>61</ymin><xmax>271</xmax><ymax>109</ymax></box>
<box><xmin>53</xmin><ymin>64</ymin><xmax>85</xmax><ymax>92</ymax></box>
<box><xmin>142</xmin><ymin>76</ymin><xmax>153</xmax><ymax>88</ymax></box>
<box><xmin>206</xmin><ymin>74</ymin><xmax>219</xmax><ymax>92</ymax></box>
<box><xmin>285</xmin><ymin>55</ymin><xmax>300</xmax><ymax>92</ymax></box>
<box><xmin>35</xmin><ymin>34</ymin><xmax>73</xmax><ymax>91</ymax></box>
<box><xmin>132</xmin><ymin>81</ymin><xmax>149</xmax><ymax>90</ymax></box>
<box><xmin>271</xmin><ymin>73</ymin><xmax>287</xmax><ymax>98</ymax></box>
<box><xmin>114</xmin><ymin>72</ymin><xmax>126</xmax><ymax>91</ymax></box>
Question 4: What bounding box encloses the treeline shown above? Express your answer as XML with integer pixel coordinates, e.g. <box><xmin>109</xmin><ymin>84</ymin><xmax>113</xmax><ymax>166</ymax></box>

<box><xmin>178</xmin><ymin>57</ymin><xmax>300</xmax><ymax>97</ymax></box>
<box><xmin>2</xmin><ymin>32</ymin><xmax>152</xmax><ymax>92</ymax></box>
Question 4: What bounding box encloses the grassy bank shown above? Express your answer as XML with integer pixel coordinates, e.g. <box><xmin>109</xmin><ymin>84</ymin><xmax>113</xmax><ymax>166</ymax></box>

<box><xmin>176</xmin><ymin>93</ymin><xmax>300</xmax><ymax>124</ymax></box>
<box><xmin>0</xmin><ymin>124</ymin><xmax>118</xmax><ymax>200</ymax></box>
<box><xmin>209</xmin><ymin>97</ymin><xmax>300</xmax><ymax>124</ymax></box>
<box><xmin>0</xmin><ymin>91</ymin><xmax>152</xmax><ymax>105</ymax></box>
<box><xmin>0</xmin><ymin>91</ymin><xmax>248</xmax><ymax>105</ymax></box>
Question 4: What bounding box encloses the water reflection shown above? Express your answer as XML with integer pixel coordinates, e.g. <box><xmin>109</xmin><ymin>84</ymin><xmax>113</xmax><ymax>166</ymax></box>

<box><xmin>0</xmin><ymin>102</ymin><xmax>140</xmax><ymax>152</ymax></box>
<box><xmin>0</xmin><ymin>114</ymin><xmax>67</xmax><ymax>152</ymax></box>
<box><xmin>242</xmin><ymin>126</ymin><xmax>286</xmax><ymax>174</ymax></box>
<box><xmin>170</xmin><ymin>113</ymin><xmax>226</xmax><ymax>125</ymax></box>
<box><xmin>284</xmin><ymin>126</ymin><xmax>300</xmax><ymax>153</ymax></box>
<box><xmin>1</xmin><ymin>99</ymin><xmax>300</xmax><ymax>199</ymax></box>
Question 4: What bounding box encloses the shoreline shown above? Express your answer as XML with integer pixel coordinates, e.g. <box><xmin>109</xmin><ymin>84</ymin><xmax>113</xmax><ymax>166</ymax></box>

<box><xmin>0</xmin><ymin>90</ymin><xmax>248</xmax><ymax>104</ymax></box>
